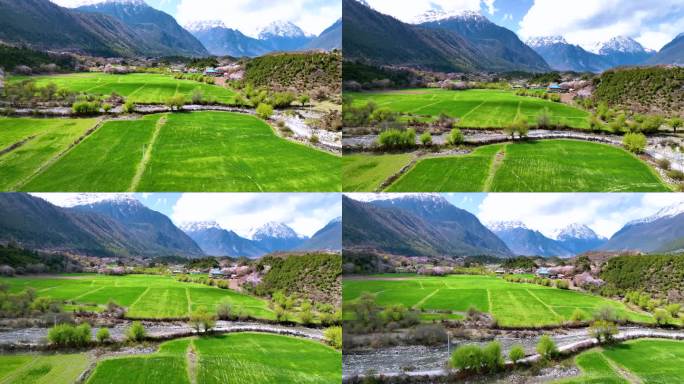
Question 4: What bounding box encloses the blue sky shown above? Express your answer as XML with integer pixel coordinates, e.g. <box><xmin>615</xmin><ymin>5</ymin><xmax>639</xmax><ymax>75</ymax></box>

<box><xmin>52</xmin><ymin>0</ymin><xmax>341</xmax><ymax>37</ymax></box>
<box><xmin>365</xmin><ymin>0</ymin><xmax>684</xmax><ymax>51</ymax></box>
<box><xmin>349</xmin><ymin>193</ymin><xmax>684</xmax><ymax>239</ymax></box>
<box><xmin>36</xmin><ymin>193</ymin><xmax>341</xmax><ymax>238</ymax></box>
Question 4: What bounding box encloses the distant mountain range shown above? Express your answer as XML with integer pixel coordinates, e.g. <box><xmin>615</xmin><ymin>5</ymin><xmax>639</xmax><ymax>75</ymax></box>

<box><xmin>0</xmin><ymin>0</ymin><xmax>207</xmax><ymax>57</ymax></box>
<box><xmin>488</xmin><ymin>222</ymin><xmax>606</xmax><ymax>258</ymax></box>
<box><xmin>343</xmin><ymin>0</ymin><xmax>549</xmax><ymax>73</ymax></box>
<box><xmin>342</xmin><ymin>194</ymin><xmax>513</xmax><ymax>257</ymax></box>
<box><xmin>648</xmin><ymin>33</ymin><xmax>684</xmax><ymax>66</ymax></box>
<box><xmin>186</xmin><ymin>19</ymin><xmax>341</xmax><ymax>57</ymax></box>
<box><xmin>0</xmin><ymin>193</ymin><xmax>339</xmax><ymax>258</ymax></box>
<box><xmin>182</xmin><ymin>218</ymin><xmax>341</xmax><ymax>257</ymax></box>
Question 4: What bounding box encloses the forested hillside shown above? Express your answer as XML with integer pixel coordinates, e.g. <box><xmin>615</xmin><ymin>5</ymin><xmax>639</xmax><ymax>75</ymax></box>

<box><xmin>600</xmin><ymin>255</ymin><xmax>684</xmax><ymax>302</ymax></box>
<box><xmin>254</xmin><ymin>253</ymin><xmax>341</xmax><ymax>305</ymax></box>
<box><xmin>244</xmin><ymin>52</ymin><xmax>342</xmax><ymax>94</ymax></box>
<box><xmin>594</xmin><ymin>67</ymin><xmax>684</xmax><ymax>116</ymax></box>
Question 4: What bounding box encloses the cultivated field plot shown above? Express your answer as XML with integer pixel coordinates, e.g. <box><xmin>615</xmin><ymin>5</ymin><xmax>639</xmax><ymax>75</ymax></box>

<box><xmin>12</xmin><ymin>73</ymin><xmax>237</xmax><ymax>104</ymax></box>
<box><xmin>557</xmin><ymin>339</ymin><xmax>684</xmax><ymax>384</ymax></box>
<box><xmin>387</xmin><ymin>140</ymin><xmax>669</xmax><ymax>192</ymax></box>
<box><xmin>3</xmin><ymin>112</ymin><xmax>340</xmax><ymax>192</ymax></box>
<box><xmin>0</xmin><ymin>117</ymin><xmax>99</xmax><ymax>190</ymax></box>
<box><xmin>0</xmin><ymin>274</ymin><xmax>273</xmax><ymax>320</ymax></box>
<box><xmin>348</xmin><ymin>89</ymin><xmax>590</xmax><ymax>129</ymax></box>
<box><xmin>342</xmin><ymin>153</ymin><xmax>413</xmax><ymax>192</ymax></box>
<box><xmin>87</xmin><ymin>334</ymin><xmax>341</xmax><ymax>384</ymax></box>
<box><xmin>0</xmin><ymin>353</ymin><xmax>89</xmax><ymax>384</ymax></box>
<box><xmin>343</xmin><ymin>275</ymin><xmax>652</xmax><ymax>327</ymax></box>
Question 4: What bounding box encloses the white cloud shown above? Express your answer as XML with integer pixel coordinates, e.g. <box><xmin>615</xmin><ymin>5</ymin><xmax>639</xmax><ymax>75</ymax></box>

<box><xmin>171</xmin><ymin>193</ymin><xmax>341</xmax><ymax>238</ymax></box>
<box><xmin>175</xmin><ymin>0</ymin><xmax>341</xmax><ymax>37</ymax></box>
<box><xmin>364</xmin><ymin>0</ymin><xmax>487</xmax><ymax>23</ymax></box>
<box><xmin>502</xmin><ymin>13</ymin><xmax>513</xmax><ymax>22</ymax></box>
<box><xmin>478</xmin><ymin>193</ymin><xmax>684</xmax><ymax>239</ymax></box>
<box><xmin>518</xmin><ymin>0</ymin><xmax>684</xmax><ymax>51</ymax></box>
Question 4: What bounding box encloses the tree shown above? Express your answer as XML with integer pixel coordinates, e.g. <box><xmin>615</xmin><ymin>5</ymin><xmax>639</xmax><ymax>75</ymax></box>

<box><xmin>447</xmin><ymin>128</ymin><xmax>464</xmax><ymax>146</ymax></box>
<box><xmin>190</xmin><ymin>306</ymin><xmax>217</xmax><ymax>333</ymax></box>
<box><xmin>593</xmin><ymin>306</ymin><xmax>618</xmax><ymax>322</ymax></box>
<box><xmin>96</xmin><ymin>327</ymin><xmax>111</xmax><ymax>343</ymax></box>
<box><xmin>191</xmin><ymin>88</ymin><xmax>204</xmax><ymax>104</ymax></box>
<box><xmin>515</xmin><ymin>116</ymin><xmax>529</xmax><ymax>138</ymax></box>
<box><xmin>324</xmin><ymin>326</ymin><xmax>342</xmax><ymax>349</ymax></box>
<box><xmin>298</xmin><ymin>94</ymin><xmax>310</xmax><ymax>107</ymax></box>
<box><xmin>165</xmin><ymin>94</ymin><xmax>185</xmax><ymax>111</ymax></box>
<box><xmin>509</xmin><ymin>345</ymin><xmax>525</xmax><ymax>365</ymax></box>
<box><xmin>536</xmin><ymin>335</ymin><xmax>558</xmax><ymax>360</ymax></box>
<box><xmin>590</xmin><ymin>320</ymin><xmax>618</xmax><ymax>343</ymax></box>
<box><xmin>623</xmin><ymin>132</ymin><xmax>647</xmax><ymax>154</ymax></box>
<box><xmin>256</xmin><ymin>103</ymin><xmax>274</xmax><ymax>120</ymax></box>
<box><xmin>537</xmin><ymin>108</ymin><xmax>551</xmax><ymax>129</ymax></box>
<box><xmin>216</xmin><ymin>302</ymin><xmax>233</xmax><ymax>320</ymax></box>
<box><xmin>126</xmin><ymin>321</ymin><xmax>146</xmax><ymax>342</ymax></box>
<box><xmin>670</xmin><ymin>117</ymin><xmax>683</xmax><ymax>134</ymax></box>
<box><xmin>420</xmin><ymin>132</ymin><xmax>432</xmax><ymax>146</ymax></box>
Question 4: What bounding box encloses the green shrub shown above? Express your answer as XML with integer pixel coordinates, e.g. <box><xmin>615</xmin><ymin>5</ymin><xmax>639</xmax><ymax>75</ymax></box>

<box><xmin>537</xmin><ymin>108</ymin><xmax>551</xmax><ymax>128</ymax></box>
<box><xmin>656</xmin><ymin>158</ymin><xmax>671</xmax><ymax>170</ymax></box>
<box><xmin>654</xmin><ymin>308</ymin><xmax>671</xmax><ymax>326</ymax></box>
<box><xmin>165</xmin><ymin>95</ymin><xmax>185</xmax><ymax>111</ymax></box>
<box><xmin>256</xmin><ymin>103</ymin><xmax>274</xmax><ymax>120</ymax></box>
<box><xmin>570</xmin><ymin>308</ymin><xmax>586</xmax><ymax>323</ymax></box>
<box><xmin>420</xmin><ymin>132</ymin><xmax>432</xmax><ymax>146</ymax></box>
<box><xmin>123</xmin><ymin>100</ymin><xmax>135</xmax><ymax>114</ymax></box>
<box><xmin>446</xmin><ymin>128</ymin><xmax>464</xmax><ymax>146</ymax></box>
<box><xmin>190</xmin><ymin>306</ymin><xmax>217</xmax><ymax>332</ymax></box>
<box><xmin>451</xmin><ymin>344</ymin><xmax>484</xmax><ymax>373</ymax></box>
<box><xmin>377</xmin><ymin>129</ymin><xmax>415</xmax><ymax>149</ymax></box>
<box><xmin>590</xmin><ymin>320</ymin><xmax>618</xmax><ymax>343</ymax></box>
<box><xmin>126</xmin><ymin>321</ymin><xmax>146</xmax><ymax>342</ymax></box>
<box><xmin>482</xmin><ymin>341</ymin><xmax>504</xmax><ymax>372</ymax></box>
<box><xmin>324</xmin><ymin>326</ymin><xmax>342</xmax><ymax>349</ymax></box>
<box><xmin>666</xmin><ymin>303</ymin><xmax>681</xmax><ymax>318</ymax></box>
<box><xmin>536</xmin><ymin>335</ymin><xmax>558</xmax><ymax>360</ymax></box>
<box><xmin>102</xmin><ymin>103</ymin><xmax>112</xmax><ymax>113</ymax></box>
<box><xmin>191</xmin><ymin>88</ymin><xmax>204</xmax><ymax>104</ymax></box>
<box><xmin>555</xmin><ymin>280</ymin><xmax>570</xmax><ymax>290</ymax></box>
<box><xmin>72</xmin><ymin>101</ymin><xmax>101</xmax><ymax>115</ymax></box>
<box><xmin>622</xmin><ymin>132</ymin><xmax>647</xmax><ymax>153</ymax></box>
<box><xmin>48</xmin><ymin>323</ymin><xmax>91</xmax><ymax>347</ymax></box>
<box><xmin>509</xmin><ymin>345</ymin><xmax>525</xmax><ymax>365</ymax></box>
<box><xmin>667</xmin><ymin>169</ymin><xmax>684</xmax><ymax>181</ymax></box>
<box><xmin>216</xmin><ymin>302</ymin><xmax>234</xmax><ymax>320</ymax></box>
<box><xmin>96</xmin><ymin>328</ymin><xmax>110</xmax><ymax>343</ymax></box>
<box><xmin>299</xmin><ymin>308</ymin><xmax>314</xmax><ymax>325</ymax></box>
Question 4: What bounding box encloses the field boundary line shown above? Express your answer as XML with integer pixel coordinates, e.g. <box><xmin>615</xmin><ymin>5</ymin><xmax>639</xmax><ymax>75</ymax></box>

<box><xmin>483</xmin><ymin>145</ymin><xmax>506</xmax><ymax>192</ymax></box>
<box><xmin>487</xmin><ymin>289</ymin><xmax>493</xmax><ymax>313</ymax></box>
<box><xmin>0</xmin><ymin>356</ymin><xmax>40</xmax><ymax>384</ymax></box>
<box><xmin>413</xmin><ymin>289</ymin><xmax>439</xmax><ymax>310</ymax></box>
<box><xmin>459</xmin><ymin>100</ymin><xmax>487</xmax><ymax>121</ymax></box>
<box><xmin>187</xmin><ymin>338</ymin><xmax>198</xmax><ymax>384</ymax></box>
<box><xmin>11</xmin><ymin>118</ymin><xmax>106</xmax><ymax>190</ymax></box>
<box><xmin>185</xmin><ymin>287</ymin><xmax>192</xmax><ymax>316</ymax></box>
<box><xmin>128</xmin><ymin>286</ymin><xmax>151</xmax><ymax>310</ymax></box>
<box><xmin>525</xmin><ymin>289</ymin><xmax>563</xmax><ymax>320</ymax></box>
<box><xmin>0</xmin><ymin>135</ymin><xmax>37</xmax><ymax>158</ymax></box>
<box><xmin>128</xmin><ymin>114</ymin><xmax>167</xmax><ymax>191</ymax></box>
<box><xmin>601</xmin><ymin>352</ymin><xmax>643</xmax><ymax>384</ymax></box>
<box><xmin>71</xmin><ymin>286</ymin><xmax>104</xmax><ymax>301</ymax></box>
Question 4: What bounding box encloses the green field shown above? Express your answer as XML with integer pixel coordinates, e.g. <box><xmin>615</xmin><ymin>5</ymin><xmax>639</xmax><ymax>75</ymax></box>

<box><xmin>348</xmin><ymin>89</ymin><xmax>590</xmax><ymax>128</ymax></box>
<box><xmin>557</xmin><ymin>339</ymin><xmax>684</xmax><ymax>384</ymax></box>
<box><xmin>0</xmin><ymin>274</ymin><xmax>273</xmax><ymax>320</ymax></box>
<box><xmin>0</xmin><ymin>112</ymin><xmax>340</xmax><ymax>192</ymax></box>
<box><xmin>343</xmin><ymin>275</ymin><xmax>653</xmax><ymax>327</ymax></box>
<box><xmin>380</xmin><ymin>140</ymin><xmax>668</xmax><ymax>192</ymax></box>
<box><xmin>342</xmin><ymin>153</ymin><xmax>413</xmax><ymax>192</ymax></box>
<box><xmin>0</xmin><ymin>353</ymin><xmax>89</xmax><ymax>384</ymax></box>
<box><xmin>87</xmin><ymin>334</ymin><xmax>341</xmax><ymax>384</ymax></box>
<box><xmin>11</xmin><ymin>73</ymin><xmax>237</xmax><ymax>104</ymax></box>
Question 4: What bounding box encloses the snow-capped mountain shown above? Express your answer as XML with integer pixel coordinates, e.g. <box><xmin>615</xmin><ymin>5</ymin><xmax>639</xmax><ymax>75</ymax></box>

<box><xmin>553</xmin><ymin>224</ymin><xmax>606</xmax><ymax>255</ymax></box>
<box><xmin>349</xmin><ymin>193</ymin><xmax>444</xmax><ymax>204</ymax></box>
<box><xmin>179</xmin><ymin>221</ymin><xmax>222</xmax><ymax>232</ymax></box>
<box><xmin>411</xmin><ymin>9</ymin><xmax>486</xmax><ymax>24</ymax></box>
<box><xmin>626</xmin><ymin>202</ymin><xmax>684</xmax><ymax>227</ymax></box>
<box><xmin>589</xmin><ymin>36</ymin><xmax>655</xmax><ymax>67</ymax></box>
<box><xmin>35</xmin><ymin>193</ymin><xmax>140</xmax><ymax>208</ymax></box>
<box><xmin>258</xmin><ymin>20</ymin><xmax>308</xmax><ymax>39</ymax></box>
<box><xmin>250</xmin><ymin>222</ymin><xmax>303</xmax><ymax>240</ymax></box>
<box><xmin>181</xmin><ymin>221</ymin><xmax>265</xmax><ymax>257</ymax></box>
<box><xmin>487</xmin><ymin>221</ymin><xmax>529</xmax><ymax>232</ymax></box>
<box><xmin>61</xmin><ymin>0</ymin><xmax>146</xmax><ymax>7</ymax></box>
<box><xmin>488</xmin><ymin>221</ymin><xmax>573</xmax><ymax>258</ymax></box>
<box><xmin>184</xmin><ymin>20</ymin><xmax>227</xmax><ymax>32</ymax></box>
<box><xmin>526</xmin><ymin>36</ymin><xmax>568</xmax><ymax>48</ymax></box>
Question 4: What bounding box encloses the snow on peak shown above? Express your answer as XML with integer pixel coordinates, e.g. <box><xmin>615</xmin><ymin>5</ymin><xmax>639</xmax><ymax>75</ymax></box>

<box><xmin>348</xmin><ymin>193</ymin><xmax>447</xmax><ymax>205</ymax></box>
<box><xmin>355</xmin><ymin>0</ymin><xmax>371</xmax><ymax>7</ymax></box>
<box><xmin>627</xmin><ymin>201</ymin><xmax>684</xmax><ymax>226</ymax></box>
<box><xmin>412</xmin><ymin>9</ymin><xmax>486</xmax><ymax>24</ymax></box>
<box><xmin>526</xmin><ymin>36</ymin><xmax>568</xmax><ymax>48</ymax></box>
<box><xmin>36</xmin><ymin>193</ymin><xmax>141</xmax><ymax>208</ymax></box>
<box><xmin>249</xmin><ymin>222</ymin><xmax>300</xmax><ymax>240</ymax></box>
<box><xmin>329</xmin><ymin>216</ymin><xmax>342</xmax><ymax>224</ymax></box>
<box><xmin>70</xmin><ymin>0</ymin><xmax>147</xmax><ymax>7</ymax></box>
<box><xmin>179</xmin><ymin>221</ymin><xmax>222</xmax><ymax>232</ymax></box>
<box><xmin>554</xmin><ymin>223</ymin><xmax>600</xmax><ymax>241</ymax></box>
<box><xmin>595</xmin><ymin>36</ymin><xmax>646</xmax><ymax>54</ymax></box>
<box><xmin>185</xmin><ymin>20</ymin><xmax>227</xmax><ymax>32</ymax></box>
<box><xmin>487</xmin><ymin>221</ymin><xmax>528</xmax><ymax>232</ymax></box>
<box><xmin>258</xmin><ymin>20</ymin><xmax>306</xmax><ymax>39</ymax></box>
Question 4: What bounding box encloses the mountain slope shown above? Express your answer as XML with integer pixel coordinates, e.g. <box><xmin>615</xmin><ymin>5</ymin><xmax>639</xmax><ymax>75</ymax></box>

<box><xmin>258</xmin><ymin>20</ymin><xmax>313</xmax><ymax>51</ymax></box>
<box><xmin>599</xmin><ymin>203</ymin><xmax>684</xmax><ymax>253</ymax></box>
<box><xmin>343</xmin><ymin>0</ymin><xmax>483</xmax><ymax>72</ymax></box>
<box><xmin>76</xmin><ymin>0</ymin><xmax>208</xmax><ymax>57</ymax></box>
<box><xmin>249</xmin><ymin>222</ymin><xmax>307</xmax><ymax>252</ymax></box>
<box><xmin>417</xmin><ymin>11</ymin><xmax>550</xmax><ymax>72</ymax></box>
<box><xmin>343</xmin><ymin>195</ymin><xmax>512</xmax><ymax>257</ymax></box>
<box><xmin>186</xmin><ymin>21</ymin><xmax>268</xmax><ymax>57</ymax></box>
<box><xmin>594</xmin><ymin>36</ymin><xmax>654</xmax><ymax>67</ymax></box>
<box><xmin>181</xmin><ymin>222</ymin><xmax>265</xmax><ymax>257</ymax></box>
<box><xmin>305</xmin><ymin>19</ymin><xmax>342</xmax><ymax>50</ymax></box>
<box><xmin>0</xmin><ymin>193</ymin><xmax>203</xmax><ymax>257</ymax></box>
<box><xmin>648</xmin><ymin>33</ymin><xmax>684</xmax><ymax>65</ymax></box>
<box><xmin>555</xmin><ymin>224</ymin><xmax>606</xmax><ymax>254</ymax></box>
<box><xmin>488</xmin><ymin>222</ymin><xmax>572</xmax><ymax>257</ymax></box>
<box><xmin>527</xmin><ymin>36</ymin><xmax>611</xmax><ymax>73</ymax></box>
<box><xmin>296</xmin><ymin>217</ymin><xmax>342</xmax><ymax>251</ymax></box>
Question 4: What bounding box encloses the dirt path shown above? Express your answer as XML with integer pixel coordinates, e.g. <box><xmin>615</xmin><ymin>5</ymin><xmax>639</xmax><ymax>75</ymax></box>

<box><xmin>128</xmin><ymin>114</ymin><xmax>167</xmax><ymax>191</ymax></box>
<box><xmin>187</xmin><ymin>339</ymin><xmax>198</xmax><ymax>384</ymax></box>
<box><xmin>602</xmin><ymin>351</ymin><xmax>644</xmax><ymax>384</ymax></box>
<box><xmin>483</xmin><ymin>145</ymin><xmax>506</xmax><ymax>191</ymax></box>
<box><xmin>0</xmin><ymin>135</ymin><xmax>36</xmax><ymax>157</ymax></box>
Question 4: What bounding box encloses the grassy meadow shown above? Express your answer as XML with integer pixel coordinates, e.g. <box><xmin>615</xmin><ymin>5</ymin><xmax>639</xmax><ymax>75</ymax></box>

<box><xmin>557</xmin><ymin>339</ymin><xmax>684</xmax><ymax>384</ymax></box>
<box><xmin>10</xmin><ymin>73</ymin><xmax>237</xmax><ymax>104</ymax></box>
<box><xmin>370</xmin><ymin>140</ymin><xmax>669</xmax><ymax>192</ymax></box>
<box><xmin>347</xmin><ymin>89</ymin><xmax>590</xmax><ymax>128</ymax></box>
<box><xmin>343</xmin><ymin>275</ymin><xmax>653</xmax><ymax>328</ymax></box>
<box><xmin>342</xmin><ymin>153</ymin><xmax>413</xmax><ymax>192</ymax></box>
<box><xmin>1</xmin><ymin>274</ymin><xmax>273</xmax><ymax>320</ymax></box>
<box><xmin>1</xmin><ymin>112</ymin><xmax>340</xmax><ymax>192</ymax></box>
<box><xmin>0</xmin><ymin>353</ymin><xmax>89</xmax><ymax>384</ymax></box>
<box><xmin>87</xmin><ymin>334</ymin><xmax>341</xmax><ymax>384</ymax></box>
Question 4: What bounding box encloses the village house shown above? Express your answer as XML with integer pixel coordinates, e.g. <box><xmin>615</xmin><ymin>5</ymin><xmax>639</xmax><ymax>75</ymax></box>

<box><xmin>547</xmin><ymin>83</ymin><xmax>566</xmax><ymax>93</ymax></box>
<box><xmin>203</xmin><ymin>67</ymin><xmax>223</xmax><ymax>77</ymax></box>
<box><xmin>209</xmin><ymin>268</ymin><xmax>225</xmax><ymax>278</ymax></box>
<box><xmin>535</xmin><ymin>267</ymin><xmax>550</xmax><ymax>277</ymax></box>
